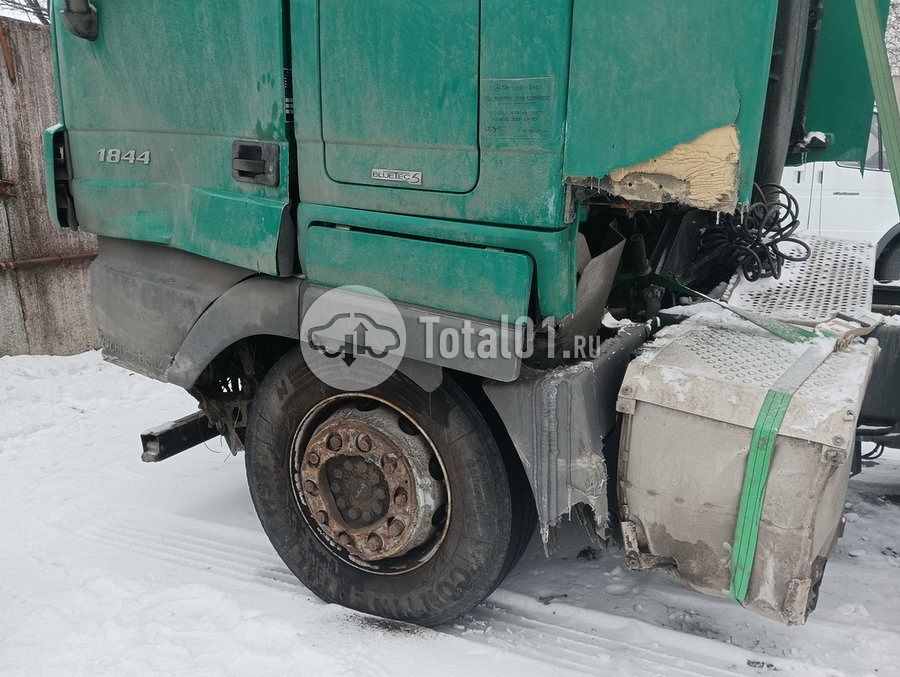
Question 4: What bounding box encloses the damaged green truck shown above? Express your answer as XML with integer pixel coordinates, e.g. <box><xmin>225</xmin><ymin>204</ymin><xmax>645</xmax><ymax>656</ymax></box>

<box><xmin>46</xmin><ymin>0</ymin><xmax>900</xmax><ymax>627</ymax></box>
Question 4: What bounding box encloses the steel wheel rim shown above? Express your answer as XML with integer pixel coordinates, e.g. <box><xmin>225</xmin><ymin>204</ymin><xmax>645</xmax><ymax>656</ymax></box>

<box><xmin>289</xmin><ymin>393</ymin><xmax>452</xmax><ymax>576</ymax></box>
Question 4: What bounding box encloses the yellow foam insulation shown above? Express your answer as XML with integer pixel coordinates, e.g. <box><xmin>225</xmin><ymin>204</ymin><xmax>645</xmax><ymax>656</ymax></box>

<box><xmin>603</xmin><ymin>125</ymin><xmax>740</xmax><ymax>211</ymax></box>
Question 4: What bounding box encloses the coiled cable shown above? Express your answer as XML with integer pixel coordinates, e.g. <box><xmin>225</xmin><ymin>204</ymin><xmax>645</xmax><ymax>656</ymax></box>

<box><xmin>701</xmin><ymin>183</ymin><xmax>812</xmax><ymax>282</ymax></box>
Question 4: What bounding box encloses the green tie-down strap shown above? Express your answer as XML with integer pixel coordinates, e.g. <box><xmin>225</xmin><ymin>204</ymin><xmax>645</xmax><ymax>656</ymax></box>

<box><xmin>613</xmin><ymin>272</ymin><xmax>820</xmax><ymax>343</ymax></box>
<box><xmin>729</xmin><ymin>390</ymin><xmax>793</xmax><ymax>603</ymax></box>
<box><xmin>729</xmin><ymin>340</ymin><xmax>838</xmax><ymax>604</ymax></box>
<box><xmin>649</xmin><ymin>274</ymin><xmax>819</xmax><ymax>343</ymax></box>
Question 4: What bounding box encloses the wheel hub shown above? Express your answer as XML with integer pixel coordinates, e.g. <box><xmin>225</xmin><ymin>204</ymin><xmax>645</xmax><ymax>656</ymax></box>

<box><xmin>324</xmin><ymin>455</ymin><xmax>390</xmax><ymax>528</ymax></box>
<box><xmin>296</xmin><ymin>403</ymin><xmax>446</xmax><ymax>562</ymax></box>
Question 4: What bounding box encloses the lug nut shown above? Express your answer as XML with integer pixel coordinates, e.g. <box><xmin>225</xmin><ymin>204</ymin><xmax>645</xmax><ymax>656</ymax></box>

<box><xmin>338</xmin><ymin>532</ymin><xmax>353</xmax><ymax>547</ymax></box>
<box><xmin>387</xmin><ymin>518</ymin><xmax>404</xmax><ymax>537</ymax></box>
<box><xmin>367</xmin><ymin>534</ymin><xmax>383</xmax><ymax>551</ymax></box>
<box><xmin>307</xmin><ymin>452</ymin><xmax>320</xmax><ymax>467</ymax></box>
<box><xmin>348</xmin><ymin>507</ymin><xmax>360</xmax><ymax>520</ymax></box>
<box><xmin>316</xmin><ymin>510</ymin><xmax>329</xmax><ymax>525</ymax></box>
<box><xmin>357</xmin><ymin>434</ymin><xmax>372</xmax><ymax>452</ymax></box>
<box><xmin>393</xmin><ymin>489</ymin><xmax>408</xmax><ymax>508</ymax></box>
<box><xmin>382</xmin><ymin>456</ymin><xmax>398</xmax><ymax>473</ymax></box>
<box><xmin>328</xmin><ymin>434</ymin><xmax>343</xmax><ymax>451</ymax></box>
<box><xmin>304</xmin><ymin>480</ymin><xmax>318</xmax><ymax>495</ymax></box>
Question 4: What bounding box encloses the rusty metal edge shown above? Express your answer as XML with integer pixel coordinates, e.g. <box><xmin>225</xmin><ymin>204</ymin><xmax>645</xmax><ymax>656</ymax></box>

<box><xmin>0</xmin><ymin>20</ymin><xmax>16</xmax><ymax>84</ymax></box>
<box><xmin>0</xmin><ymin>251</ymin><xmax>97</xmax><ymax>271</ymax></box>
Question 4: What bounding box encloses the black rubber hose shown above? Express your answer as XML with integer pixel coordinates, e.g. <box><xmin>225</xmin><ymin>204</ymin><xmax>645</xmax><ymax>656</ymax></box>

<box><xmin>700</xmin><ymin>183</ymin><xmax>811</xmax><ymax>282</ymax></box>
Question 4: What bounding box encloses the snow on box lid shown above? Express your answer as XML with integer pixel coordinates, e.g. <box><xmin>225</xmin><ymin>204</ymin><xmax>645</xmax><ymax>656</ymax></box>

<box><xmin>617</xmin><ymin>318</ymin><xmax>878</xmax><ymax>449</ymax></box>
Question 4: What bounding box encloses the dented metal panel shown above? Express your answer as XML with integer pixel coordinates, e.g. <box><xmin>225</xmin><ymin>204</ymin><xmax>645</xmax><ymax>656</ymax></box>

<box><xmin>599</xmin><ymin>126</ymin><xmax>741</xmax><ymax>212</ymax></box>
<box><xmin>485</xmin><ymin>326</ymin><xmax>647</xmax><ymax>548</ymax></box>
<box><xmin>564</xmin><ymin>0</ymin><xmax>778</xmax><ymax>209</ymax></box>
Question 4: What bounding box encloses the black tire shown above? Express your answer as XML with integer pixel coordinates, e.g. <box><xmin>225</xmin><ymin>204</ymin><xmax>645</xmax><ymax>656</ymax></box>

<box><xmin>470</xmin><ymin>383</ymin><xmax>538</xmax><ymax>575</ymax></box>
<box><xmin>244</xmin><ymin>349</ymin><xmax>532</xmax><ymax>626</ymax></box>
<box><xmin>876</xmin><ymin>237</ymin><xmax>900</xmax><ymax>282</ymax></box>
<box><xmin>506</xmin><ymin>481</ymin><xmax>537</xmax><ymax>573</ymax></box>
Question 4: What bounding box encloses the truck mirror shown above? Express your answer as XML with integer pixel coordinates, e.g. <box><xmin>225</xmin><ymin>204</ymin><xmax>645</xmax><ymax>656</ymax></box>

<box><xmin>61</xmin><ymin>0</ymin><xmax>99</xmax><ymax>42</ymax></box>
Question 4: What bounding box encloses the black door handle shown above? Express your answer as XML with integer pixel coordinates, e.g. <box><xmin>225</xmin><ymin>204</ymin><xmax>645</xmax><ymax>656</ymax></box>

<box><xmin>232</xmin><ymin>141</ymin><xmax>280</xmax><ymax>187</ymax></box>
<box><xmin>232</xmin><ymin>158</ymin><xmax>268</xmax><ymax>176</ymax></box>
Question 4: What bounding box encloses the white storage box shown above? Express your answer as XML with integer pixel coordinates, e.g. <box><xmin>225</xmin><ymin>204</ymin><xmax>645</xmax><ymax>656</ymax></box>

<box><xmin>616</xmin><ymin>318</ymin><xmax>879</xmax><ymax>625</ymax></box>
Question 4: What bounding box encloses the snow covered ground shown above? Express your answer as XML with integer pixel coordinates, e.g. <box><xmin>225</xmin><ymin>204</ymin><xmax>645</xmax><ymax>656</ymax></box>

<box><xmin>1</xmin><ymin>352</ymin><xmax>898</xmax><ymax>676</ymax></box>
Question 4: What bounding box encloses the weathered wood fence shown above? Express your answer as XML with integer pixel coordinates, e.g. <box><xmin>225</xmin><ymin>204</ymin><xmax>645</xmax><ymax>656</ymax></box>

<box><xmin>0</xmin><ymin>17</ymin><xmax>98</xmax><ymax>356</ymax></box>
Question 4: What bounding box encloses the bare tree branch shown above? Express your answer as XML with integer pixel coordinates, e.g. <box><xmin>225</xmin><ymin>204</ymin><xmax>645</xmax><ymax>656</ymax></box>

<box><xmin>0</xmin><ymin>0</ymin><xmax>49</xmax><ymax>26</ymax></box>
<box><xmin>24</xmin><ymin>0</ymin><xmax>48</xmax><ymax>25</ymax></box>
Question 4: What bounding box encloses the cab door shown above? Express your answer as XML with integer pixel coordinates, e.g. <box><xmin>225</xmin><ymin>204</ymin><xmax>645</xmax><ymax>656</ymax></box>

<box><xmin>52</xmin><ymin>0</ymin><xmax>291</xmax><ymax>274</ymax></box>
<box><xmin>317</xmin><ymin>0</ymin><xmax>481</xmax><ymax>193</ymax></box>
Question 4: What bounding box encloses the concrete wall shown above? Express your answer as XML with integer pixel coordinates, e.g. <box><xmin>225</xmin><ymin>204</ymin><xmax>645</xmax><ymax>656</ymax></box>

<box><xmin>0</xmin><ymin>17</ymin><xmax>98</xmax><ymax>356</ymax></box>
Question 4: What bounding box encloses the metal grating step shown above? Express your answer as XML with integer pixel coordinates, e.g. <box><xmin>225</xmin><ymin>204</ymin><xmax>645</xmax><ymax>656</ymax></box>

<box><xmin>723</xmin><ymin>235</ymin><xmax>875</xmax><ymax>325</ymax></box>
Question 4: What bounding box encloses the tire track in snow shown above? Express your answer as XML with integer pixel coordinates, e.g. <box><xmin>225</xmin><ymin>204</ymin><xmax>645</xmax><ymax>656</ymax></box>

<box><xmin>76</xmin><ymin>521</ymin><xmax>303</xmax><ymax>592</ymax></box>
<box><xmin>76</xmin><ymin>520</ymin><xmax>595</xmax><ymax>673</ymax></box>
<box><xmin>75</xmin><ymin>517</ymin><xmax>640</xmax><ymax>671</ymax></box>
<box><xmin>461</xmin><ymin>591</ymin><xmax>829</xmax><ymax>677</ymax></box>
<box><xmin>456</xmin><ymin>598</ymin><xmax>752</xmax><ymax>676</ymax></box>
<box><xmin>73</xmin><ymin>513</ymin><xmax>801</xmax><ymax>675</ymax></box>
<box><xmin>102</xmin><ymin>517</ymin><xmax>286</xmax><ymax>570</ymax></box>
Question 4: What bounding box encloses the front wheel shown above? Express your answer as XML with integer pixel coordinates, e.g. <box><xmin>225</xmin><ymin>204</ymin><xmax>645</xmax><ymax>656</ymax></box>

<box><xmin>244</xmin><ymin>350</ymin><xmax>534</xmax><ymax>626</ymax></box>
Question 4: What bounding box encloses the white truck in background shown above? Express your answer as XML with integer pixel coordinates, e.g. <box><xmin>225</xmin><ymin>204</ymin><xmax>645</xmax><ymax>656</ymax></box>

<box><xmin>785</xmin><ymin>112</ymin><xmax>900</xmax><ymax>280</ymax></box>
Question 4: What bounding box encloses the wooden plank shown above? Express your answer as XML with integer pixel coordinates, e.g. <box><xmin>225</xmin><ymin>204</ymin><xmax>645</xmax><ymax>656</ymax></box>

<box><xmin>0</xmin><ymin>200</ymin><xmax>28</xmax><ymax>354</ymax></box>
<box><xmin>0</xmin><ymin>18</ymin><xmax>28</xmax><ymax>355</ymax></box>
<box><xmin>0</xmin><ymin>17</ymin><xmax>99</xmax><ymax>356</ymax></box>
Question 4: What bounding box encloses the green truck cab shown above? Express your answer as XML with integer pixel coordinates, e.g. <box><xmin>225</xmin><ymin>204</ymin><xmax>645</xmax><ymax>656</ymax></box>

<box><xmin>46</xmin><ymin>0</ymin><xmax>898</xmax><ymax>627</ymax></box>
